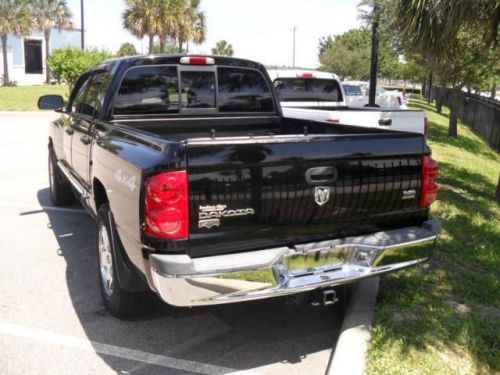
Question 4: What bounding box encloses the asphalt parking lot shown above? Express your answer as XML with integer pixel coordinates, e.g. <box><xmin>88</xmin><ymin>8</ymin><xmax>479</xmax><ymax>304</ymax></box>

<box><xmin>0</xmin><ymin>112</ymin><xmax>343</xmax><ymax>375</ymax></box>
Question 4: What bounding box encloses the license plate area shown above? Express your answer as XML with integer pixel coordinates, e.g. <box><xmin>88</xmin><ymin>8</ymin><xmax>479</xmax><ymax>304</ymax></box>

<box><xmin>285</xmin><ymin>246</ymin><xmax>351</xmax><ymax>277</ymax></box>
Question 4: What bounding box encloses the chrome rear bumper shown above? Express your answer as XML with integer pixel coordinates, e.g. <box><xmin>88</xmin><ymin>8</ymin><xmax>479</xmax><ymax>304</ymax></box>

<box><xmin>149</xmin><ymin>219</ymin><xmax>440</xmax><ymax>307</ymax></box>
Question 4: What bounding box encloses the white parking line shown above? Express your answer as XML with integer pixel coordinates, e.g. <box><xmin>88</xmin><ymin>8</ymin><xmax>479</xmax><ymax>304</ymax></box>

<box><xmin>0</xmin><ymin>203</ymin><xmax>87</xmax><ymax>214</ymax></box>
<box><xmin>0</xmin><ymin>322</ymin><xmax>259</xmax><ymax>375</ymax></box>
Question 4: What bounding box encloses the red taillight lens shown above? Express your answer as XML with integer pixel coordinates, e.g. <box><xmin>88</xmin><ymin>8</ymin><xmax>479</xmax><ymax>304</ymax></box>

<box><xmin>179</xmin><ymin>56</ymin><xmax>214</xmax><ymax>65</ymax></box>
<box><xmin>421</xmin><ymin>156</ymin><xmax>439</xmax><ymax>208</ymax></box>
<box><xmin>301</xmin><ymin>73</ymin><xmax>314</xmax><ymax>78</ymax></box>
<box><xmin>144</xmin><ymin>171</ymin><xmax>189</xmax><ymax>239</ymax></box>
<box><xmin>424</xmin><ymin>117</ymin><xmax>429</xmax><ymax>137</ymax></box>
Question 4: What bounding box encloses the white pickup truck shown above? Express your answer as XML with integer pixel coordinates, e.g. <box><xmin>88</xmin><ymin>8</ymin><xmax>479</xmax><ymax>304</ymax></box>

<box><xmin>342</xmin><ymin>81</ymin><xmax>407</xmax><ymax>110</ymax></box>
<box><xmin>268</xmin><ymin>70</ymin><xmax>428</xmax><ymax>135</ymax></box>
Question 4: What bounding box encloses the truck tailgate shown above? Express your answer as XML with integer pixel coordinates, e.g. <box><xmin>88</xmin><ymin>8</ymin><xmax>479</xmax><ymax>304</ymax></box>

<box><xmin>186</xmin><ymin>133</ymin><xmax>427</xmax><ymax>257</ymax></box>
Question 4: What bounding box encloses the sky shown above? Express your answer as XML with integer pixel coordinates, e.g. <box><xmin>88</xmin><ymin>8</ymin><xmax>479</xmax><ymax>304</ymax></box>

<box><xmin>66</xmin><ymin>0</ymin><xmax>363</xmax><ymax>68</ymax></box>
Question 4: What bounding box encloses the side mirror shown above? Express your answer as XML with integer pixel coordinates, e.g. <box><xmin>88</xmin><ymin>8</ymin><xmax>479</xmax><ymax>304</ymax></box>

<box><xmin>38</xmin><ymin>95</ymin><xmax>64</xmax><ymax>110</ymax></box>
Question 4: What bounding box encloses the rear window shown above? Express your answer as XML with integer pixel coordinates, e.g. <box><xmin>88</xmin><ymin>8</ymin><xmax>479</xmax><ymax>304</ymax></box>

<box><xmin>273</xmin><ymin>78</ymin><xmax>343</xmax><ymax>102</ymax></box>
<box><xmin>114</xmin><ymin>66</ymin><xmax>179</xmax><ymax>115</ymax></box>
<box><xmin>113</xmin><ymin>65</ymin><xmax>275</xmax><ymax>115</ymax></box>
<box><xmin>342</xmin><ymin>84</ymin><xmax>363</xmax><ymax>96</ymax></box>
<box><xmin>181</xmin><ymin>71</ymin><xmax>216</xmax><ymax>109</ymax></box>
<box><xmin>218</xmin><ymin>67</ymin><xmax>274</xmax><ymax>112</ymax></box>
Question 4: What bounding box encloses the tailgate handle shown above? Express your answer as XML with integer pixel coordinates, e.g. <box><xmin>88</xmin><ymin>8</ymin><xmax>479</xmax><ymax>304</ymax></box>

<box><xmin>379</xmin><ymin>118</ymin><xmax>392</xmax><ymax>126</ymax></box>
<box><xmin>305</xmin><ymin>166</ymin><xmax>338</xmax><ymax>185</ymax></box>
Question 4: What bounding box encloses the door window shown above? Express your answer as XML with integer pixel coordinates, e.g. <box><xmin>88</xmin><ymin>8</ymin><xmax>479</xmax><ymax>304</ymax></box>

<box><xmin>70</xmin><ymin>75</ymin><xmax>92</xmax><ymax>113</ymax></box>
<box><xmin>79</xmin><ymin>72</ymin><xmax>108</xmax><ymax>117</ymax></box>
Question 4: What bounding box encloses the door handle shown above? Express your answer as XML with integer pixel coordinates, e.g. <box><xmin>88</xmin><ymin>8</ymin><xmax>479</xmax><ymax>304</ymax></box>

<box><xmin>305</xmin><ymin>166</ymin><xmax>338</xmax><ymax>185</ymax></box>
<box><xmin>80</xmin><ymin>135</ymin><xmax>92</xmax><ymax>145</ymax></box>
<box><xmin>378</xmin><ymin>118</ymin><xmax>392</xmax><ymax>126</ymax></box>
<box><xmin>65</xmin><ymin>128</ymin><xmax>74</xmax><ymax>135</ymax></box>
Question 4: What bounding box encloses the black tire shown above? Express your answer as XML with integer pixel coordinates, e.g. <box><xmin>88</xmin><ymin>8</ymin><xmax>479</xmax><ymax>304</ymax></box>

<box><xmin>96</xmin><ymin>203</ymin><xmax>150</xmax><ymax>319</ymax></box>
<box><xmin>48</xmin><ymin>149</ymin><xmax>74</xmax><ymax>206</ymax></box>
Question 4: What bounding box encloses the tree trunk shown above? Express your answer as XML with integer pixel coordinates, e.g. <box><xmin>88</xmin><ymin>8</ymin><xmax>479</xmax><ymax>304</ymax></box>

<box><xmin>436</xmin><ymin>98</ymin><xmax>442</xmax><ymax>113</ymax></box>
<box><xmin>422</xmin><ymin>80</ymin><xmax>426</xmax><ymax>97</ymax></box>
<box><xmin>178</xmin><ymin>39</ymin><xmax>183</xmax><ymax>53</ymax></box>
<box><xmin>148</xmin><ymin>34</ymin><xmax>154</xmax><ymax>54</ymax></box>
<box><xmin>496</xmin><ymin>175</ymin><xmax>500</xmax><ymax>203</ymax></box>
<box><xmin>1</xmin><ymin>34</ymin><xmax>9</xmax><ymax>86</ymax></box>
<box><xmin>448</xmin><ymin>102</ymin><xmax>458</xmax><ymax>137</ymax></box>
<box><xmin>491</xmin><ymin>83</ymin><xmax>497</xmax><ymax>99</ymax></box>
<box><xmin>427</xmin><ymin>72</ymin><xmax>433</xmax><ymax>103</ymax></box>
<box><xmin>44</xmin><ymin>29</ymin><xmax>51</xmax><ymax>84</ymax></box>
<box><xmin>159</xmin><ymin>36</ymin><xmax>165</xmax><ymax>53</ymax></box>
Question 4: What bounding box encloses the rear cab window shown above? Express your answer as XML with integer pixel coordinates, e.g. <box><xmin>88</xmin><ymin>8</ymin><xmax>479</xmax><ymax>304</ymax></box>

<box><xmin>113</xmin><ymin>64</ymin><xmax>274</xmax><ymax>116</ymax></box>
<box><xmin>342</xmin><ymin>84</ymin><xmax>363</xmax><ymax>96</ymax></box>
<box><xmin>273</xmin><ymin>78</ymin><xmax>343</xmax><ymax>102</ymax></box>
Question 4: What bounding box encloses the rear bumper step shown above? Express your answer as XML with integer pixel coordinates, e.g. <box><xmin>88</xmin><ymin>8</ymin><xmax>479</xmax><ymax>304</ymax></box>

<box><xmin>149</xmin><ymin>219</ymin><xmax>441</xmax><ymax>307</ymax></box>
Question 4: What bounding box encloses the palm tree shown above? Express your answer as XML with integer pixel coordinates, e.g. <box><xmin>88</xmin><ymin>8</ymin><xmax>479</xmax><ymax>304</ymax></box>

<box><xmin>383</xmin><ymin>0</ymin><xmax>499</xmax><ymax>137</ymax></box>
<box><xmin>176</xmin><ymin>0</ymin><xmax>206</xmax><ymax>52</ymax></box>
<box><xmin>156</xmin><ymin>0</ymin><xmax>179</xmax><ymax>53</ymax></box>
<box><xmin>123</xmin><ymin>0</ymin><xmax>157</xmax><ymax>54</ymax></box>
<box><xmin>31</xmin><ymin>0</ymin><xmax>73</xmax><ymax>84</ymax></box>
<box><xmin>211</xmin><ymin>40</ymin><xmax>234</xmax><ymax>56</ymax></box>
<box><xmin>0</xmin><ymin>0</ymin><xmax>33</xmax><ymax>86</ymax></box>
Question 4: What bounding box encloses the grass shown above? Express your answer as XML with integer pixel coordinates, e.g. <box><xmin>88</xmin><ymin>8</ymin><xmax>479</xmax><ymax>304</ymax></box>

<box><xmin>0</xmin><ymin>84</ymin><xmax>69</xmax><ymax>111</ymax></box>
<box><xmin>366</xmin><ymin>96</ymin><xmax>500</xmax><ymax>375</ymax></box>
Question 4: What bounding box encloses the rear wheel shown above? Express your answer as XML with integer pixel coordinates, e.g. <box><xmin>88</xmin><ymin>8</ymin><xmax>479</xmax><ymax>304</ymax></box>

<box><xmin>48</xmin><ymin>149</ymin><xmax>74</xmax><ymax>206</ymax></box>
<box><xmin>96</xmin><ymin>204</ymin><xmax>150</xmax><ymax>318</ymax></box>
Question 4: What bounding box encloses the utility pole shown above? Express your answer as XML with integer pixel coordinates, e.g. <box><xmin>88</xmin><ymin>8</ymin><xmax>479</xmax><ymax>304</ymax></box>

<box><xmin>366</xmin><ymin>3</ymin><xmax>379</xmax><ymax>107</ymax></box>
<box><xmin>292</xmin><ymin>26</ymin><xmax>296</xmax><ymax>68</ymax></box>
<box><xmin>80</xmin><ymin>0</ymin><xmax>85</xmax><ymax>50</ymax></box>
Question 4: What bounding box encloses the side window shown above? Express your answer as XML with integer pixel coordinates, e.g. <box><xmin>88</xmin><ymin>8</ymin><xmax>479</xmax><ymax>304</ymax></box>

<box><xmin>79</xmin><ymin>72</ymin><xmax>108</xmax><ymax>117</ymax></box>
<box><xmin>218</xmin><ymin>67</ymin><xmax>274</xmax><ymax>112</ymax></box>
<box><xmin>70</xmin><ymin>75</ymin><xmax>91</xmax><ymax>113</ymax></box>
<box><xmin>114</xmin><ymin>66</ymin><xmax>179</xmax><ymax>115</ymax></box>
<box><xmin>180</xmin><ymin>71</ymin><xmax>216</xmax><ymax>109</ymax></box>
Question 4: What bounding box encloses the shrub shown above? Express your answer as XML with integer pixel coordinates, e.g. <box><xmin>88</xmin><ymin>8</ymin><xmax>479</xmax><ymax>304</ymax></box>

<box><xmin>47</xmin><ymin>47</ymin><xmax>112</xmax><ymax>88</ymax></box>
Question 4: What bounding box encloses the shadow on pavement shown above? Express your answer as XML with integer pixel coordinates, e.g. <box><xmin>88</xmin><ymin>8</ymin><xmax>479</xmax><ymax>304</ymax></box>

<box><xmin>38</xmin><ymin>187</ymin><xmax>343</xmax><ymax>374</ymax></box>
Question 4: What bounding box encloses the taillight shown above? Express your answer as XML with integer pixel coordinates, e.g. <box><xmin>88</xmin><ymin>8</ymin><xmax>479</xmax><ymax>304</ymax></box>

<box><xmin>421</xmin><ymin>156</ymin><xmax>439</xmax><ymax>208</ymax></box>
<box><xmin>298</xmin><ymin>72</ymin><xmax>315</xmax><ymax>78</ymax></box>
<box><xmin>179</xmin><ymin>56</ymin><xmax>214</xmax><ymax>65</ymax></box>
<box><xmin>424</xmin><ymin>117</ymin><xmax>429</xmax><ymax>137</ymax></box>
<box><xmin>144</xmin><ymin>171</ymin><xmax>189</xmax><ymax>239</ymax></box>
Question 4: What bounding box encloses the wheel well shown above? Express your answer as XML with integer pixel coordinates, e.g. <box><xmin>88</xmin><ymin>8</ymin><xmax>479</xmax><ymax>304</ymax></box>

<box><xmin>93</xmin><ymin>179</ymin><xmax>108</xmax><ymax>210</ymax></box>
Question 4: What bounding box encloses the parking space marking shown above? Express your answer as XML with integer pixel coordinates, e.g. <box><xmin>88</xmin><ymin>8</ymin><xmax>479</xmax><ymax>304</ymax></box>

<box><xmin>0</xmin><ymin>203</ymin><xmax>87</xmax><ymax>214</ymax></box>
<box><xmin>0</xmin><ymin>322</ymin><xmax>258</xmax><ymax>375</ymax></box>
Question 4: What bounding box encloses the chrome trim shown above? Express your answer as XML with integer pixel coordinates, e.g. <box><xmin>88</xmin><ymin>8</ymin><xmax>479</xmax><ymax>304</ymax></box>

<box><xmin>149</xmin><ymin>219</ymin><xmax>440</xmax><ymax>307</ymax></box>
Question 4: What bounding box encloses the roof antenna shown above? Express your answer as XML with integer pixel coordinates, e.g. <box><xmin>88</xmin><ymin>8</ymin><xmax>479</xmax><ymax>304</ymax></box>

<box><xmin>303</xmin><ymin>126</ymin><xmax>308</xmax><ymax>136</ymax></box>
<box><xmin>210</xmin><ymin>129</ymin><xmax>216</xmax><ymax>139</ymax></box>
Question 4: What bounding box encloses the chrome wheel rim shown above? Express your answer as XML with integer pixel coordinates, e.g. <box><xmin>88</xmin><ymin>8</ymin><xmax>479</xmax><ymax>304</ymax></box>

<box><xmin>98</xmin><ymin>224</ymin><xmax>114</xmax><ymax>297</ymax></box>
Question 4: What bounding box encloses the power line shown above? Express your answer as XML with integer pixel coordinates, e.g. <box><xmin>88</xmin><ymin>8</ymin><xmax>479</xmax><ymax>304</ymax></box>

<box><xmin>210</xmin><ymin>27</ymin><xmax>294</xmax><ymax>40</ymax></box>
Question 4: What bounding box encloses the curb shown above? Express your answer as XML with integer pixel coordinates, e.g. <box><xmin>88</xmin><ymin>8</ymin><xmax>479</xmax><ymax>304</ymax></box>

<box><xmin>327</xmin><ymin>277</ymin><xmax>380</xmax><ymax>375</ymax></box>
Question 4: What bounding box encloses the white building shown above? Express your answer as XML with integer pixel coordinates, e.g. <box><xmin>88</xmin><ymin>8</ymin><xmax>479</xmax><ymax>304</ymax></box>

<box><xmin>0</xmin><ymin>28</ymin><xmax>81</xmax><ymax>86</ymax></box>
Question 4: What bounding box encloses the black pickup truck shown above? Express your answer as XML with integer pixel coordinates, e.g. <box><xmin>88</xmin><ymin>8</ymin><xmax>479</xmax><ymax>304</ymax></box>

<box><xmin>39</xmin><ymin>55</ymin><xmax>440</xmax><ymax>318</ymax></box>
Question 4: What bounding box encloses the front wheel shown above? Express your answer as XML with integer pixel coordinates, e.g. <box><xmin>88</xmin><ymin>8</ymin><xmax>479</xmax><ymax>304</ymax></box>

<box><xmin>96</xmin><ymin>204</ymin><xmax>150</xmax><ymax>319</ymax></box>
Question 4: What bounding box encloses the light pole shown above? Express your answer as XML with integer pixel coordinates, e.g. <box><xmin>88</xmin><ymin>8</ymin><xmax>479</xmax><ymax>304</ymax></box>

<box><xmin>366</xmin><ymin>3</ymin><xmax>379</xmax><ymax>107</ymax></box>
<box><xmin>292</xmin><ymin>26</ymin><xmax>296</xmax><ymax>68</ymax></box>
<box><xmin>81</xmin><ymin>0</ymin><xmax>85</xmax><ymax>50</ymax></box>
